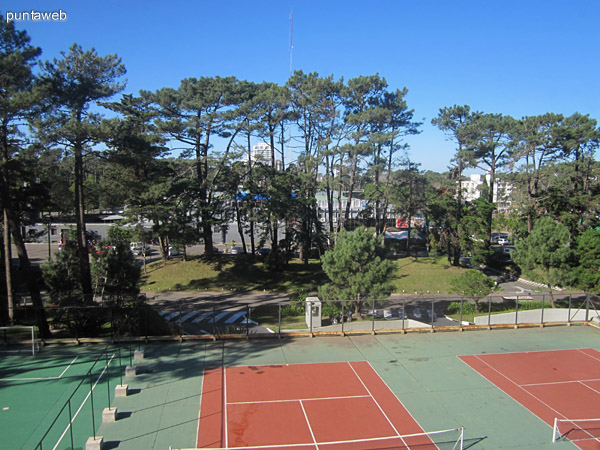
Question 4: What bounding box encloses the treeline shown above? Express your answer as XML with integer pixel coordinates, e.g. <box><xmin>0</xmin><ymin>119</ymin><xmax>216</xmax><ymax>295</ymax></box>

<box><xmin>1</xmin><ymin>19</ymin><xmax>599</xmax><ymax>332</ymax></box>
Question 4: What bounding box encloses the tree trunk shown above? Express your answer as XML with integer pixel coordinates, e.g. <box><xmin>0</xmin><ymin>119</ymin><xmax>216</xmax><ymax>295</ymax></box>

<box><xmin>73</xmin><ymin>144</ymin><xmax>93</xmax><ymax>302</ymax></box>
<box><xmin>8</xmin><ymin>212</ymin><xmax>50</xmax><ymax>337</ymax></box>
<box><xmin>3</xmin><ymin>209</ymin><xmax>14</xmax><ymax>323</ymax></box>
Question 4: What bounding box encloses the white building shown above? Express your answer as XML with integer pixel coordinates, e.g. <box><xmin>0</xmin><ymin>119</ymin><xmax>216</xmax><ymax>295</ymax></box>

<box><xmin>461</xmin><ymin>173</ymin><xmax>513</xmax><ymax>211</ymax></box>
<box><xmin>251</xmin><ymin>143</ymin><xmax>283</xmax><ymax>170</ymax></box>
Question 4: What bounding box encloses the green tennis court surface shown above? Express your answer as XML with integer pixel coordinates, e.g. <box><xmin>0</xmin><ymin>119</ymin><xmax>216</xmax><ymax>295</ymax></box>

<box><xmin>1</xmin><ymin>325</ymin><xmax>598</xmax><ymax>449</ymax></box>
<box><xmin>0</xmin><ymin>345</ymin><xmax>124</xmax><ymax>449</ymax></box>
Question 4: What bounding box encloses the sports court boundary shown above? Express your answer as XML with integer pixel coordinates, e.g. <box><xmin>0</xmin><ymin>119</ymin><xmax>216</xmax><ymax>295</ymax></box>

<box><xmin>459</xmin><ymin>348</ymin><xmax>600</xmax><ymax>449</ymax></box>
<box><xmin>194</xmin><ymin>360</ymin><xmax>461</xmax><ymax>450</ymax></box>
<box><xmin>0</xmin><ymin>356</ymin><xmax>79</xmax><ymax>381</ymax></box>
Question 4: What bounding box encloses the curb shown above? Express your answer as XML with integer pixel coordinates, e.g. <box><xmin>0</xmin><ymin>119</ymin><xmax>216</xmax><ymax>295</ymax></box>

<box><xmin>517</xmin><ymin>278</ymin><xmax>563</xmax><ymax>291</ymax></box>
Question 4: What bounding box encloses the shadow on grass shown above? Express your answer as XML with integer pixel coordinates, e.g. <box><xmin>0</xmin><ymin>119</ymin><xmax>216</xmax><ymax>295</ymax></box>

<box><xmin>175</xmin><ymin>258</ymin><xmax>328</xmax><ymax>293</ymax></box>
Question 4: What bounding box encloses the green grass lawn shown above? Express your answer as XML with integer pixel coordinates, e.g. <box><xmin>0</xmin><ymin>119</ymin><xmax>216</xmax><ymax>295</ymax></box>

<box><xmin>140</xmin><ymin>254</ymin><xmax>468</xmax><ymax>294</ymax></box>
<box><xmin>140</xmin><ymin>256</ymin><xmax>327</xmax><ymax>293</ymax></box>
<box><xmin>392</xmin><ymin>255</ymin><xmax>465</xmax><ymax>294</ymax></box>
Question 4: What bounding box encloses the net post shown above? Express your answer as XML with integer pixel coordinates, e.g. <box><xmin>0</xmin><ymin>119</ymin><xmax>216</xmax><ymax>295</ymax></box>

<box><xmin>552</xmin><ymin>417</ymin><xmax>558</xmax><ymax>442</ymax></box>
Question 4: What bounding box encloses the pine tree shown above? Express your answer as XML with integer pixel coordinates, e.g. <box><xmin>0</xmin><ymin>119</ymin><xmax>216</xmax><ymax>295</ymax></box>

<box><xmin>319</xmin><ymin>227</ymin><xmax>395</xmax><ymax>314</ymax></box>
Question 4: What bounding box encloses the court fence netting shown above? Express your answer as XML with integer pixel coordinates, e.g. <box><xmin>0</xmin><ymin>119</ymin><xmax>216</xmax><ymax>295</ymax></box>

<box><xmin>171</xmin><ymin>426</ymin><xmax>465</xmax><ymax>450</ymax></box>
<box><xmin>552</xmin><ymin>417</ymin><xmax>600</xmax><ymax>444</ymax></box>
<box><xmin>0</xmin><ymin>325</ymin><xmax>40</xmax><ymax>355</ymax></box>
<box><xmin>28</xmin><ymin>310</ymin><xmax>144</xmax><ymax>450</ymax></box>
<box><xmin>1</xmin><ymin>292</ymin><xmax>599</xmax><ymax>342</ymax></box>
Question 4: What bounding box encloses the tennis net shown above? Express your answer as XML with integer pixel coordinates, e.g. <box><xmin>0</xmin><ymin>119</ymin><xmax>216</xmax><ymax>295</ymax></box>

<box><xmin>0</xmin><ymin>326</ymin><xmax>39</xmax><ymax>355</ymax></box>
<box><xmin>552</xmin><ymin>417</ymin><xmax>600</xmax><ymax>443</ymax></box>
<box><xmin>172</xmin><ymin>426</ymin><xmax>464</xmax><ymax>450</ymax></box>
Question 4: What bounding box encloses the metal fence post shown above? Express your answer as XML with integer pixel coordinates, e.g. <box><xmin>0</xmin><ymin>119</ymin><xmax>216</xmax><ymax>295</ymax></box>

<box><xmin>568</xmin><ymin>295</ymin><xmax>572</xmax><ymax>325</ymax></box>
<box><xmin>68</xmin><ymin>399</ymin><xmax>74</xmax><ymax>449</ymax></box>
<box><xmin>487</xmin><ymin>297</ymin><xmax>492</xmax><ymax>330</ymax></box>
<box><xmin>460</xmin><ymin>298</ymin><xmax>464</xmax><ymax>331</ymax></box>
<box><xmin>430</xmin><ymin>299</ymin><xmax>435</xmax><ymax>332</ymax></box>
<box><xmin>341</xmin><ymin>302</ymin><xmax>345</xmax><ymax>335</ymax></box>
<box><xmin>246</xmin><ymin>304</ymin><xmax>250</xmax><ymax>337</ymax></box>
<box><xmin>402</xmin><ymin>299</ymin><xmax>406</xmax><ymax>333</ymax></box>
<box><xmin>514</xmin><ymin>297</ymin><xmax>519</xmax><ymax>328</ymax></box>
<box><xmin>278</xmin><ymin>303</ymin><xmax>281</xmax><ymax>337</ymax></box>
<box><xmin>89</xmin><ymin>371</ymin><xmax>96</xmax><ymax>440</ymax></box>
<box><xmin>371</xmin><ymin>298</ymin><xmax>375</xmax><ymax>334</ymax></box>
<box><xmin>309</xmin><ymin>301</ymin><xmax>313</xmax><ymax>336</ymax></box>
<box><xmin>179</xmin><ymin>301</ymin><xmax>183</xmax><ymax>339</ymax></box>
<box><xmin>586</xmin><ymin>293</ymin><xmax>590</xmax><ymax>322</ymax></box>
<box><xmin>106</xmin><ymin>348</ymin><xmax>111</xmax><ymax>411</ymax></box>
<box><xmin>540</xmin><ymin>294</ymin><xmax>545</xmax><ymax>327</ymax></box>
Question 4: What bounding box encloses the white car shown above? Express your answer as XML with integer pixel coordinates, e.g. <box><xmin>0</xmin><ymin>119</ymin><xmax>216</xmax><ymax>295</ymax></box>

<box><xmin>130</xmin><ymin>242</ymin><xmax>150</xmax><ymax>255</ymax></box>
<box><xmin>497</xmin><ymin>237</ymin><xmax>509</xmax><ymax>246</ymax></box>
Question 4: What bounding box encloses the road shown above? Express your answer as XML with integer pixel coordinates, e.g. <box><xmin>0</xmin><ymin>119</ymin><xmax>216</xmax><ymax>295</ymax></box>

<box><xmin>15</xmin><ymin>242</ymin><xmax>557</xmax><ymax>333</ymax></box>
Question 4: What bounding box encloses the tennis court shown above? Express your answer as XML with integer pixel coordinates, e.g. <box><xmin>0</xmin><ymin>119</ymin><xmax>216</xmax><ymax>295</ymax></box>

<box><xmin>196</xmin><ymin>361</ymin><xmax>463</xmax><ymax>449</ymax></box>
<box><xmin>2</xmin><ymin>325</ymin><xmax>599</xmax><ymax>449</ymax></box>
<box><xmin>0</xmin><ymin>344</ymin><xmax>125</xmax><ymax>449</ymax></box>
<box><xmin>460</xmin><ymin>348</ymin><xmax>600</xmax><ymax>449</ymax></box>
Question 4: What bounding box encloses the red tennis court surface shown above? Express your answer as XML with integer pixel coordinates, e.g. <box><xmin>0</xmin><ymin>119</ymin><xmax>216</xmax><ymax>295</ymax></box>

<box><xmin>460</xmin><ymin>348</ymin><xmax>600</xmax><ymax>450</ymax></box>
<box><xmin>197</xmin><ymin>361</ymin><xmax>452</xmax><ymax>449</ymax></box>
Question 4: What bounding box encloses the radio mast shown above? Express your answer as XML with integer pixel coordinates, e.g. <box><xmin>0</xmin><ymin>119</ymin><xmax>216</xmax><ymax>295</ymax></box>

<box><xmin>289</xmin><ymin>6</ymin><xmax>293</xmax><ymax>75</ymax></box>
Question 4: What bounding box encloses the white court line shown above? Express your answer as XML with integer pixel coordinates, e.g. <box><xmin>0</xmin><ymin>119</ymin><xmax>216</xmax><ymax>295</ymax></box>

<box><xmin>346</xmin><ymin>362</ymin><xmax>407</xmax><ymax>447</ymax></box>
<box><xmin>0</xmin><ymin>356</ymin><xmax>79</xmax><ymax>381</ymax></box>
<box><xmin>521</xmin><ymin>378</ymin><xmax>600</xmax><ymax>387</ymax></box>
<box><xmin>577</xmin><ymin>348</ymin><xmax>600</xmax><ymax>363</ymax></box>
<box><xmin>224</xmin><ymin>366</ymin><xmax>228</xmax><ymax>449</ymax></box>
<box><xmin>227</xmin><ymin>394</ymin><xmax>371</xmax><ymax>406</ymax></box>
<box><xmin>299</xmin><ymin>400</ymin><xmax>319</xmax><ymax>450</ymax></box>
<box><xmin>470</xmin><ymin>354</ymin><xmax>567</xmax><ymax>421</ymax></box>
<box><xmin>52</xmin><ymin>354</ymin><xmax>115</xmax><ymax>450</ymax></box>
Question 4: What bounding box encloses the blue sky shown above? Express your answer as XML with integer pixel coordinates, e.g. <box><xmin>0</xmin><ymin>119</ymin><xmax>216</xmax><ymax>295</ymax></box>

<box><xmin>3</xmin><ymin>0</ymin><xmax>599</xmax><ymax>172</ymax></box>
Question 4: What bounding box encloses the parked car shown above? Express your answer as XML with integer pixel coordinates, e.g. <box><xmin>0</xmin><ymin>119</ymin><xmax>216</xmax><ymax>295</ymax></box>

<box><xmin>412</xmin><ymin>309</ymin><xmax>423</xmax><ymax>320</ymax></box>
<box><xmin>230</xmin><ymin>246</ymin><xmax>244</xmax><ymax>255</ymax></box>
<box><xmin>497</xmin><ymin>237</ymin><xmax>509</xmax><ymax>246</ymax></box>
<box><xmin>167</xmin><ymin>246</ymin><xmax>179</xmax><ymax>257</ymax></box>
<box><xmin>130</xmin><ymin>242</ymin><xmax>150</xmax><ymax>255</ymax></box>
<box><xmin>257</xmin><ymin>247</ymin><xmax>270</xmax><ymax>256</ymax></box>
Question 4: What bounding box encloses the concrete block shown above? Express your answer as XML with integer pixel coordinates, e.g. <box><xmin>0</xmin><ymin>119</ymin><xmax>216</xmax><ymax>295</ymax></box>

<box><xmin>133</xmin><ymin>349</ymin><xmax>144</xmax><ymax>360</ymax></box>
<box><xmin>125</xmin><ymin>365</ymin><xmax>137</xmax><ymax>377</ymax></box>
<box><xmin>86</xmin><ymin>436</ymin><xmax>103</xmax><ymax>450</ymax></box>
<box><xmin>115</xmin><ymin>384</ymin><xmax>128</xmax><ymax>397</ymax></box>
<box><xmin>102</xmin><ymin>406</ymin><xmax>117</xmax><ymax>423</ymax></box>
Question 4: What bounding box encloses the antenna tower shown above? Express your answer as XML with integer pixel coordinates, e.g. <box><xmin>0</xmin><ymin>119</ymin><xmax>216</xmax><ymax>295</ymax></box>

<box><xmin>289</xmin><ymin>6</ymin><xmax>293</xmax><ymax>75</ymax></box>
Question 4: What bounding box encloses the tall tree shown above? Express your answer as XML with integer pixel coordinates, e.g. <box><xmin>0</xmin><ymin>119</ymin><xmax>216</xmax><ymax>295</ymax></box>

<box><xmin>460</xmin><ymin>112</ymin><xmax>516</xmax><ymax>252</ymax></box>
<box><xmin>432</xmin><ymin>105</ymin><xmax>472</xmax><ymax>265</ymax></box>
<box><xmin>144</xmin><ymin>76</ymin><xmax>241</xmax><ymax>257</ymax></box>
<box><xmin>0</xmin><ymin>17</ymin><xmax>50</xmax><ymax>335</ymax></box>
<box><xmin>38</xmin><ymin>44</ymin><xmax>126</xmax><ymax>302</ymax></box>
